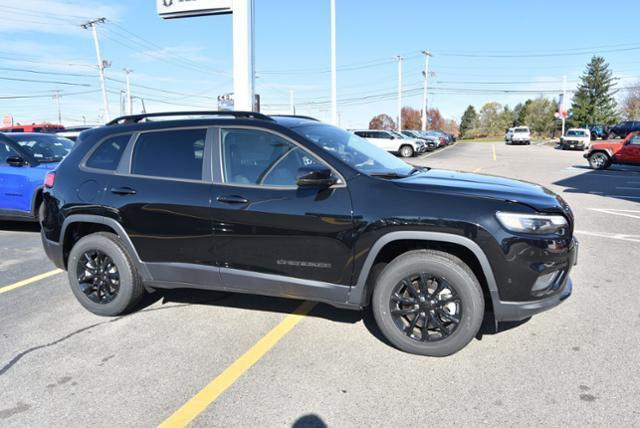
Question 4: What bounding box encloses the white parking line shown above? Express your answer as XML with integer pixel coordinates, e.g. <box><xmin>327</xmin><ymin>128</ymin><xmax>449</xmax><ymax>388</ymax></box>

<box><xmin>575</xmin><ymin>230</ymin><xmax>640</xmax><ymax>243</ymax></box>
<box><xmin>589</xmin><ymin>208</ymin><xmax>640</xmax><ymax>220</ymax></box>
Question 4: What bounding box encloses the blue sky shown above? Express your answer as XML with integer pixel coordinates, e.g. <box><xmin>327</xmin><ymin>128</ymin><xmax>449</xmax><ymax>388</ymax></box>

<box><xmin>1</xmin><ymin>0</ymin><xmax>640</xmax><ymax>128</ymax></box>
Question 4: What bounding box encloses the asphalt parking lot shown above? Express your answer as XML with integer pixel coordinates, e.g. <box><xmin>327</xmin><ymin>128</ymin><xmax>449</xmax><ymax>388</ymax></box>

<box><xmin>1</xmin><ymin>141</ymin><xmax>639</xmax><ymax>427</ymax></box>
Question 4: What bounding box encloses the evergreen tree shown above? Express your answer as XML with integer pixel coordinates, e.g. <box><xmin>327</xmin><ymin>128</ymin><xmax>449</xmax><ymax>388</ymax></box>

<box><xmin>459</xmin><ymin>105</ymin><xmax>478</xmax><ymax>137</ymax></box>
<box><xmin>570</xmin><ymin>56</ymin><xmax>619</xmax><ymax>126</ymax></box>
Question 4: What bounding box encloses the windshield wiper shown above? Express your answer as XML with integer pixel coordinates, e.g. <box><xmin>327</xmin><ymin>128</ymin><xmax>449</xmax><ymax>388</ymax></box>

<box><xmin>370</xmin><ymin>172</ymin><xmax>409</xmax><ymax>179</ymax></box>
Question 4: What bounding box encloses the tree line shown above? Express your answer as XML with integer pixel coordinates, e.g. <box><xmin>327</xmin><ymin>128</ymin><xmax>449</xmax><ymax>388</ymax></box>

<box><xmin>369</xmin><ymin>107</ymin><xmax>459</xmax><ymax>135</ymax></box>
<box><xmin>460</xmin><ymin>56</ymin><xmax>640</xmax><ymax>139</ymax></box>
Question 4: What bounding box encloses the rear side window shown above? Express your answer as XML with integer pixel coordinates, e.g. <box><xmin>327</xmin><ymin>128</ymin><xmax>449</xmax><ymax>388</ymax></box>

<box><xmin>86</xmin><ymin>134</ymin><xmax>131</xmax><ymax>170</ymax></box>
<box><xmin>131</xmin><ymin>129</ymin><xmax>206</xmax><ymax>180</ymax></box>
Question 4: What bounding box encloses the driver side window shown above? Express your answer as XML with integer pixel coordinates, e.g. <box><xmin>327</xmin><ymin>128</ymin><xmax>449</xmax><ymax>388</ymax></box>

<box><xmin>221</xmin><ymin>128</ymin><xmax>323</xmax><ymax>187</ymax></box>
<box><xmin>628</xmin><ymin>134</ymin><xmax>640</xmax><ymax>145</ymax></box>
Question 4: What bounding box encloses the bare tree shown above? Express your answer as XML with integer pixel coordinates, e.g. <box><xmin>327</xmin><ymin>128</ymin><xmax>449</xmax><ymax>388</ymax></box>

<box><xmin>621</xmin><ymin>83</ymin><xmax>640</xmax><ymax>120</ymax></box>
<box><xmin>369</xmin><ymin>114</ymin><xmax>396</xmax><ymax>130</ymax></box>
<box><xmin>401</xmin><ymin>107</ymin><xmax>421</xmax><ymax>130</ymax></box>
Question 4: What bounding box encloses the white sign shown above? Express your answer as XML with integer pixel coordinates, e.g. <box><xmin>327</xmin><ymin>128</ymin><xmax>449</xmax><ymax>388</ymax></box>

<box><xmin>157</xmin><ymin>0</ymin><xmax>233</xmax><ymax>19</ymax></box>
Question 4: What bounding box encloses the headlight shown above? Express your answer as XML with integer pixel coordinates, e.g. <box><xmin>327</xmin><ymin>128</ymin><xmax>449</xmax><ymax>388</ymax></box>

<box><xmin>496</xmin><ymin>212</ymin><xmax>568</xmax><ymax>235</ymax></box>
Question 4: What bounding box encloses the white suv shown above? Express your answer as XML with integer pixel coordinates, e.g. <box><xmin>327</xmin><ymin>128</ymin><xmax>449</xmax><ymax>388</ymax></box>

<box><xmin>352</xmin><ymin>129</ymin><xmax>426</xmax><ymax>157</ymax></box>
<box><xmin>508</xmin><ymin>127</ymin><xmax>531</xmax><ymax>145</ymax></box>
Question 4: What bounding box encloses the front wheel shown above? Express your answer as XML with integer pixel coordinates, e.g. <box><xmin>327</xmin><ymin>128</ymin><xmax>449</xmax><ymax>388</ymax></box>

<box><xmin>588</xmin><ymin>152</ymin><xmax>610</xmax><ymax>170</ymax></box>
<box><xmin>399</xmin><ymin>145</ymin><xmax>414</xmax><ymax>158</ymax></box>
<box><xmin>372</xmin><ymin>250</ymin><xmax>484</xmax><ymax>356</ymax></box>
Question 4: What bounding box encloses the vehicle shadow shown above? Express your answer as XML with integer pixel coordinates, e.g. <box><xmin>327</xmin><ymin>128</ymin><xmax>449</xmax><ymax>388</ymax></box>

<box><xmin>0</xmin><ymin>221</ymin><xmax>40</xmax><ymax>232</ymax></box>
<box><xmin>553</xmin><ymin>165</ymin><xmax>640</xmax><ymax>204</ymax></box>
<box><xmin>142</xmin><ymin>288</ymin><xmax>530</xmax><ymax>351</ymax></box>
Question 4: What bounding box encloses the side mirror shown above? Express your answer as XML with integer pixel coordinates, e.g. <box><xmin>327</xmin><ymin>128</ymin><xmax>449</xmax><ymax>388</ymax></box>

<box><xmin>296</xmin><ymin>166</ymin><xmax>336</xmax><ymax>188</ymax></box>
<box><xmin>6</xmin><ymin>156</ymin><xmax>27</xmax><ymax>167</ymax></box>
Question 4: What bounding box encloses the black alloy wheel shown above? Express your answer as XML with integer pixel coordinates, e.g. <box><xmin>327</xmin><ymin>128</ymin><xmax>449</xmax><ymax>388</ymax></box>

<box><xmin>390</xmin><ymin>273</ymin><xmax>461</xmax><ymax>342</ymax></box>
<box><xmin>76</xmin><ymin>250</ymin><xmax>120</xmax><ymax>304</ymax></box>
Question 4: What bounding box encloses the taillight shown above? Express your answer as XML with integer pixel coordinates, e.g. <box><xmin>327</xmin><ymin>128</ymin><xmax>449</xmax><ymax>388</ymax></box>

<box><xmin>44</xmin><ymin>172</ymin><xmax>55</xmax><ymax>188</ymax></box>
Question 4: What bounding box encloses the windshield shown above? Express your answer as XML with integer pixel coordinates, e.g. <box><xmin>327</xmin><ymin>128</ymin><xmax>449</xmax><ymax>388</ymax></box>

<box><xmin>514</xmin><ymin>128</ymin><xmax>529</xmax><ymax>133</ymax></box>
<box><xmin>389</xmin><ymin>130</ymin><xmax>407</xmax><ymax>139</ymax></box>
<box><xmin>566</xmin><ymin>130</ymin><xmax>586</xmax><ymax>137</ymax></box>
<box><xmin>293</xmin><ymin>124</ymin><xmax>414</xmax><ymax>176</ymax></box>
<box><xmin>6</xmin><ymin>134</ymin><xmax>74</xmax><ymax>162</ymax></box>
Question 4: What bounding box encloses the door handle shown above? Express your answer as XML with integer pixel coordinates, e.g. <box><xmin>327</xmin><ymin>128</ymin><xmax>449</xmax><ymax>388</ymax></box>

<box><xmin>111</xmin><ymin>187</ymin><xmax>137</xmax><ymax>195</ymax></box>
<box><xmin>216</xmin><ymin>195</ymin><xmax>249</xmax><ymax>204</ymax></box>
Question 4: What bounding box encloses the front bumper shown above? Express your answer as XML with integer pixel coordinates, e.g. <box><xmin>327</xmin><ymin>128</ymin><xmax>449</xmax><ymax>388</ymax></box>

<box><xmin>492</xmin><ymin>238</ymin><xmax>577</xmax><ymax>322</ymax></box>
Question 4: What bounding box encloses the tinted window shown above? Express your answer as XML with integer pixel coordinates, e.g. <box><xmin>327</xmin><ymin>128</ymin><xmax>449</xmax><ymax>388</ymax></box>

<box><xmin>86</xmin><ymin>134</ymin><xmax>130</xmax><ymax>170</ymax></box>
<box><xmin>0</xmin><ymin>142</ymin><xmax>18</xmax><ymax>163</ymax></box>
<box><xmin>354</xmin><ymin>131</ymin><xmax>367</xmax><ymax>138</ymax></box>
<box><xmin>221</xmin><ymin>128</ymin><xmax>323</xmax><ymax>186</ymax></box>
<box><xmin>131</xmin><ymin>129</ymin><xmax>206</xmax><ymax>180</ymax></box>
<box><xmin>628</xmin><ymin>134</ymin><xmax>640</xmax><ymax>145</ymax></box>
<box><xmin>5</xmin><ymin>134</ymin><xmax>73</xmax><ymax>162</ymax></box>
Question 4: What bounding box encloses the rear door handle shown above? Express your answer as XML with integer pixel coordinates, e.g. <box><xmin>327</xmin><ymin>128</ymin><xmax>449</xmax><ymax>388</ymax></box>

<box><xmin>216</xmin><ymin>195</ymin><xmax>249</xmax><ymax>204</ymax></box>
<box><xmin>111</xmin><ymin>187</ymin><xmax>137</xmax><ymax>195</ymax></box>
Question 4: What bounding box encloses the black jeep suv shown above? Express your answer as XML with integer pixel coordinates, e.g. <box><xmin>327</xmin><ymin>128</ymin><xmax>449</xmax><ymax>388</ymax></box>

<box><xmin>40</xmin><ymin>112</ymin><xmax>577</xmax><ymax>356</ymax></box>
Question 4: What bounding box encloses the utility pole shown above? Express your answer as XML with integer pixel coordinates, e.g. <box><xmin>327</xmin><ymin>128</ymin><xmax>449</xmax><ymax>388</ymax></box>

<box><xmin>52</xmin><ymin>90</ymin><xmax>62</xmax><ymax>124</ymax></box>
<box><xmin>561</xmin><ymin>75</ymin><xmax>567</xmax><ymax>136</ymax></box>
<box><xmin>330</xmin><ymin>0</ymin><xmax>337</xmax><ymax>125</ymax></box>
<box><xmin>289</xmin><ymin>89</ymin><xmax>295</xmax><ymax>115</ymax></box>
<box><xmin>421</xmin><ymin>50</ymin><xmax>431</xmax><ymax>131</ymax></box>
<box><xmin>396</xmin><ymin>55</ymin><xmax>403</xmax><ymax>131</ymax></box>
<box><xmin>81</xmin><ymin>18</ymin><xmax>110</xmax><ymax>122</ymax></box>
<box><xmin>123</xmin><ymin>68</ymin><xmax>133</xmax><ymax>115</ymax></box>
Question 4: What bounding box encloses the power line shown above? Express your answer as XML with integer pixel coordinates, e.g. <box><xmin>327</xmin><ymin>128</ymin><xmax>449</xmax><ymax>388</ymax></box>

<box><xmin>0</xmin><ymin>76</ymin><xmax>92</xmax><ymax>87</ymax></box>
<box><xmin>0</xmin><ymin>90</ymin><xmax>101</xmax><ymax>100</ymax></box>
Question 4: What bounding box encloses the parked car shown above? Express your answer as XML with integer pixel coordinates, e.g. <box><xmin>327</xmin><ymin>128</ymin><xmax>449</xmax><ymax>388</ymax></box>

<box><xmin>560</xmin><ymin>128</ymin><xmax>590</xmax><ymax>150</ymax></box>
<box><xmin>389</xmin><ymin>130</ymin><xmax>436</xmax><ymax>152</ymax></box>
<box><xmin>507</xmin><ymin>127</ymin><xmax>531</xmax><ymax>145</ymax></box>
<box><xmin>41</xmin><ymin>111</ymin><xmax>577</xmax><ymax>356</ymax></box>
<box><xmin>505</xmin><ymin>128</ymin><xmax>514</xmax><ymax>142</ymax></box>
<box><xmin>352</xmin><ymin>129</ymin><xmax>425</xmax><ymax>157</ymax></box>
<box><xmin>0</xmin><ymin>123</ymin><xmax>65</xmax><ymax>133</ymax></box>
<box><xmin>607</xmin><ymin>121</ymin><xmax>640</xmax><ymax>139</ymax></box>
<box><xmin>586</xmin><ymin>123</ymin><xmax>608</xmax><ymax>140</ymax></box>
<box><xmin>416</xmin><ymin>130</ymin><xmax>448</xmax><ymax>147</ymax></box>
<box><xmin>0</xmin><ymin>132</ymin><xmax>74</xmax><ymax>221</ymax></box>
<box><xmin>584</xmin><ymin>131</ymin><xmax>640</xmax><ymax>169</ymax></box>
<box><xmin>55</xmin><ymin>125</ymin><xmax>96</xmax><ymax>142</ymax></box>
<box><xmin>402</xmin><ymin>130</ymin><xmax>440</xmax><ymax>148</ymax></box>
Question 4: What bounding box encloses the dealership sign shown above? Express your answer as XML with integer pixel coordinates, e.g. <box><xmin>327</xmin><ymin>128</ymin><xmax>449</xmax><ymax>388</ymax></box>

<box><xmin>157</xmin><ymin>0</ymin><xmax>232</xmax><ymax>19</ymax></box>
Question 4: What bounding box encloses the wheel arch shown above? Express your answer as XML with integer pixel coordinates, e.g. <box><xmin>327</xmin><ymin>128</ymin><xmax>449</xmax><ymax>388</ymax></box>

<box><xmin>348</xmin><ymin>231</ymin><xmax>500</xmax><ymax>312</ymax></box>
<box><xmin>60</xmin><ymin>214</ymin><xmax>151</xmax><ymax>280</ymax></box>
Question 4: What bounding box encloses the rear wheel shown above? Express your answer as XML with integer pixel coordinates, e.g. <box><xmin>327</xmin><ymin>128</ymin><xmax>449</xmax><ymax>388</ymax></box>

<box><xmin>588</xmin><ymin>152</ymin><xmax>610</xmax><ymax>170</ymax></box>
<box><xmin>399</xmin><ymin>145</ymin><xmax>414</xmax><ymax>158</ymax></box>
<box><xmin>67</xmin><ymin>232</ymin><xmax>146</xmax><ymax>316</ymax></box>
<box><xmin>372</xmin><ymin>250</ymin><xmax>484</xmax><ymax>356</ymax></box>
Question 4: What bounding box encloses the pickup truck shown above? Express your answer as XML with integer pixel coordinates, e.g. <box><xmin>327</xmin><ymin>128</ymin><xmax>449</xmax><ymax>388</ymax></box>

<box><xmin>584</xmin><ymin>132</ymin><xmax>640</xmax><ymax>169</ymax></box>
<box><xmin>508</xmin><ymin>127</ymin><xmax>531</xmax><ymax>145</ymax></box>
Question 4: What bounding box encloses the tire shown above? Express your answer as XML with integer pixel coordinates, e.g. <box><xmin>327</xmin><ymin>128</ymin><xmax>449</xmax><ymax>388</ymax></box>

<box><xmin>67</xmin><ymin>232</ymin><xmax>146</xmax><ymax>316</ymax></box>
<box><xmin>588</xmin><ymin>152</ymin><xmax>611</xmax><ymax>170</ymax></box>
<box><xmin>399</xmin><ymin>145</ymin><xmax>414</xmax><ymax>158</ymax></box>
<box><xmin>371</xmin><ymin>250</ymin><xmax>484</xmax><ymax>357</ymax></box>
<box><xmin>526</xmin><ymin>140</ymin><xmax>531</xmax><ymax>145</ymax></box>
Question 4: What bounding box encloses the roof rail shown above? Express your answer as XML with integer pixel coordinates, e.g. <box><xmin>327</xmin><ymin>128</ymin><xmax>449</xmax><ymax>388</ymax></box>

<box><xmin>270</xmin><ymin>114</ymin><xmax>320</xmax><ymax>122</ymax></box>
<box><xmin>106</xmin><ymin>111</ymin><xmax>274</xmax><ymax>126</ymax></box>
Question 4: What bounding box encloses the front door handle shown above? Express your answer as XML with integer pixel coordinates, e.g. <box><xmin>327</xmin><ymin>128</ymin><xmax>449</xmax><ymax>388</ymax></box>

<box><xmin>216</xmin><ymin>195</ymin><xmax>249</xmax><ymax>204</ymax></box>
<box><xmin>111</xmin><ymin>187</ymin><xmax>137</xmax><ymax>195</ymax></box>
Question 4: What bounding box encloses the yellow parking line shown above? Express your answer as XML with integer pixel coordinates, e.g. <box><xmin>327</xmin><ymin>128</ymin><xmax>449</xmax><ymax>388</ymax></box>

<box><xmin>160</xmin><ymin>300</ymin><xmax>317</xmax><ymax>428</ymax></box>
<box><xmin>0</xmin><ymin>269</ymin><xmax>63</xmax><ymax>295</ymax></box>
<box><xmin>492</xmin><ymin>144</ymin><xmax>497</xmax><ymax>161</ymax></box>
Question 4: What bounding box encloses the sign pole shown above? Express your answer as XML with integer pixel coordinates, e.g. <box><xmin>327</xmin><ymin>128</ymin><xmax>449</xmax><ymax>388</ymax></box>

<box><xmin>232</xmin><ymin>0</ymin><xmax>255</xmax><ymax>111</ymax></box>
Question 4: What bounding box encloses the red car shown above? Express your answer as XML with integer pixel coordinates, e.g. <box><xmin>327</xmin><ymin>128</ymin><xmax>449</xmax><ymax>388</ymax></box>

<box><xmin>584</xmin><ymin>132</ymin><xmax>640</xmax><ymax>169</ymax></box>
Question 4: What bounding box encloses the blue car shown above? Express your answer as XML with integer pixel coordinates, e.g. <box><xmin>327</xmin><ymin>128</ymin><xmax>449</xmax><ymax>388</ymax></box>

<box><xmin>0</xmin><ymin>132</ymin><xmax>74</xmax><ymax>221</ymax></box>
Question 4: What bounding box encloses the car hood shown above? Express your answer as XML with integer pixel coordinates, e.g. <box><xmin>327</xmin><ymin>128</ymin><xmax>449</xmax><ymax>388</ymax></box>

<box><xmin>395</xmin><ymin>169</ymin><xmax>564</xmax><ymax>211</ymax></box>
<box><xmin>590</xmin><ymin>141</ymin><xmax>623</xmax><ymax>151</ymax></box>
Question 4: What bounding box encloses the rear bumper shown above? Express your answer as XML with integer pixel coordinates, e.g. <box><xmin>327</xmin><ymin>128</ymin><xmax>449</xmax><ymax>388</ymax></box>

<box><xmin>41</xmin><ymin>231</ymin><xmax>65</xmax><ymax>270</ymax></box>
